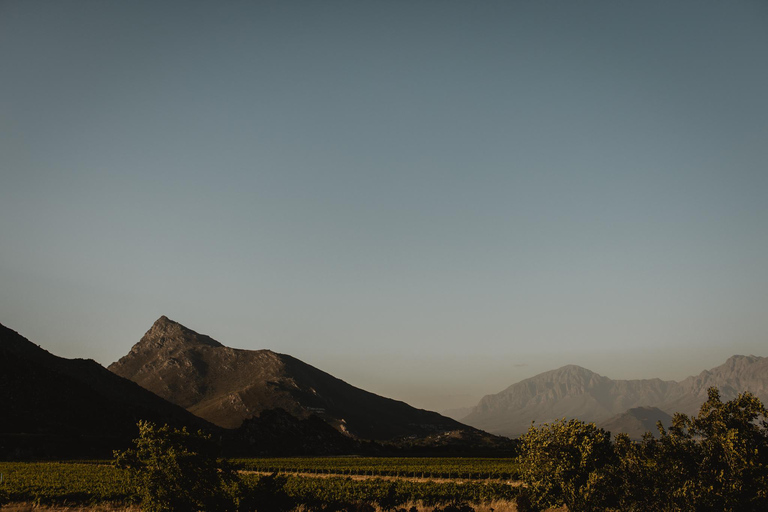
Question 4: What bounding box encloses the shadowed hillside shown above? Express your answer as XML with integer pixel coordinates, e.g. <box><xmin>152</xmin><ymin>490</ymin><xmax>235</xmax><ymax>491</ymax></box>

<box><xmin>0</xmin><ymin>322</ymin><xmax>215</xmax><ymax>458</ymax></box>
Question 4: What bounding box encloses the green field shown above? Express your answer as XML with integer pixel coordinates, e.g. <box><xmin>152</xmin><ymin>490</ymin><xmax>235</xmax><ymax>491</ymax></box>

<box><xmin>0</xmin><ymin>459</ymin><xmax>520</xmax><ymax>509</ymax></box>
<box><xmin>0</xmin><ymin>462</ymin><xmax>133</xmax><ymax>506</ymax></box>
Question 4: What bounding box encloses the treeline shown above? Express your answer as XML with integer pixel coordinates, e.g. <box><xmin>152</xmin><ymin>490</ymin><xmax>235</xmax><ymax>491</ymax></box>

<box><xmin>516</xmin><ymin>388</ymin><xmax>768</xmax><ymax>512</ymax></box>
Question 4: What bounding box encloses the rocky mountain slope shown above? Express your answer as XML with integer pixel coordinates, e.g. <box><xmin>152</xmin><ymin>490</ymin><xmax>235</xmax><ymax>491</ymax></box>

<box><xmin>0</xmin><ymin>322</ymin><xmax>214</xmax><ymax>458</ymax></box>
<box><xmin>462</xmin><ymin>355</ymin><xmax>768</xmax><ymax>437</ymax></box>
<box><xmin>109</xmin><ymin>316</ymin><xmax>476</xmax><ymax>441</ymax></box>
<box><xmin>670</xmin><ymin>354</ymin><xmax>768</xmax><ymax>414</ymax></box>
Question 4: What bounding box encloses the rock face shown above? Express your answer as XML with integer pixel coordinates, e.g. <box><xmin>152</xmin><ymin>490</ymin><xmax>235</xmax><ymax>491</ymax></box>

<box><xmin>462</xmin><ymin>355</ymin><xmax>768</xmax><ymax>437</ymax></box>
<box><xmin>109</xmin><ymin>316</ymin><xmax>473</xmax><ymax>441</ymax></box>
<box><xmin>0</xmin><ymin>322</ymin><xmax>214</xmax><ymax>458</ymax></box>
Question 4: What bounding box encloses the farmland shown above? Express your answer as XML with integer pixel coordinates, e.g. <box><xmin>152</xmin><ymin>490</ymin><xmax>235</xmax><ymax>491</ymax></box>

<box><xmin>231</xmin><ymin>457</ymin><xmax>519</xmax><ymax>481</ymax></box>
<box><xmin>0</xmin><ymin>458</ymin><xmax>521</xmax><ymax>510</ymax></box>
<box><xmin>0</xmin><ymin>462</ymin><xmax>133</xmax><ymax>506</ymax></box>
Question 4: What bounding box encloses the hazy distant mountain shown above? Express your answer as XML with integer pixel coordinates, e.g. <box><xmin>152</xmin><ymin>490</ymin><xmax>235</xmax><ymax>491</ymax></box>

<box><xmin>669</xmin><ymin>354</ymin><xmax>768</xmax><ymax>415</ymax></box>
<box><xmin>462</xmin><ymin>355</ymin><xmax>768</xmax><ymax>437</ymax></box>
<box><xmin>0</xmin><ymin>322</ymin><xmax>213</xmax><ymax>458</ymax></box>
<box><xmin>462</xmin><ymin>364</ymin><xmax>680</xmax><ymax>437</ymax></box>
<box><xmin>110</xmin><ymin>316</ymin><xmax>476</xmax><ymax>441</ymax></box>
<box><xmin>598</xmin><ymin>406</ymin><xmax>673</xmax><ymax>440</ymax></box>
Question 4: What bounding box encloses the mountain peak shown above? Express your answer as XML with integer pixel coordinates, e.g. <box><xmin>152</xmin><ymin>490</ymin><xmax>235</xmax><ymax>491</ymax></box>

<box><xmin>140</xmin><ymin>316</ymin><xmax>224</xmax><ymax>349</ymax></box>
<box><xmin>154</xmin><ymin>315</ymin><xmax>173</xmax><ymax>326</ymax></box>
<box><xmin>725</xmin><ymin>354</ymin><xmax>761</xmax><ymax>366</ymax></box>
<box><xmin>109</xmin><ymin>317</ymin><xmax>473</xmax><ymax>439</ymax></box>
<box><xmin>546</xmin><ymin>364</ymin><xmax>600</xmax><ymax>381</ymax></box>
<box><xmin>150</xmin><ymin>315</ymin><xmax>185</xmax><ymax>332</ymax></box>
<box><xmin>556</xmin><ymin>364</ymin><xmax>595</xmax><ymax>374</ymax></box>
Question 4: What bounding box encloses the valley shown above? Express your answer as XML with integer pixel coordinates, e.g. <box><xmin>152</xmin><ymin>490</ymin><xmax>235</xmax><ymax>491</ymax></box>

<box><xmin>2</xmin><ymin>317</ymin><xmax>766</xmax><ymax>511</ymax></box>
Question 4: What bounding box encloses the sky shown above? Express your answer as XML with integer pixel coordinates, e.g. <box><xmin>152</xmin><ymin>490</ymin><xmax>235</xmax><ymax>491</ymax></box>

<box><xmin>1</xmin><ymin>0</ymin><xmax>767</xmax><ymax>412</ymax></box>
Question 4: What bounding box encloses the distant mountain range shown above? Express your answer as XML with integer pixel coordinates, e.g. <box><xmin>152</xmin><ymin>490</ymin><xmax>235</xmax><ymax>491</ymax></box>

<box><xmin>109</xmin><ymin>316</ymin><xmax>486</xmax><ymax>442</ymax></box>
<box><xmin>461</xmin><ymin>355</ymin><xmax>768</xmax><ymax>438</ymax></box>
<box><xmin>3</xmin><ymin>314</ymin><xmax>764</xmax><ymax>458</ymax></box>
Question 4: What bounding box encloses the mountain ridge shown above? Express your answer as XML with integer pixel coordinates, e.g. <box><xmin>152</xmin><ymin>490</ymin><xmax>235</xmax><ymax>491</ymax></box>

<box><xmin>110</xmin><ymin>316</ymin><xmax>483</xmax><ymax>442</ymax></box>
<box><xmin>462</xmin><ymin>354</ymin><xmax>767</xmax><ymax>437</ymax></box>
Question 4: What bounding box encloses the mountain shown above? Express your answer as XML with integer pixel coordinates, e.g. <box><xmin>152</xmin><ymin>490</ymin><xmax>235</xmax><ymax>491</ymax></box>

<box><xmin>670</xmin><ymin>354</ymin><xmax>768</xmax><ymax>414</ymax></box>
<box><xmin>109</xmin><ymin>316</ymin><xmax>476</xmax><ymax>441</ymax></box>
<box><xmin>462</xmin><ymin>364</ymin><xmax>680</xmax><ymax>437</ymax></box>
<box><xmin>462</xmin><ymin>355</ymin><xmax>768</xmax><ymax>437</ymax></box>
<box><xmin>0</xmin><ymin>322</ymin><xmax>214</xmax><ymax>459</ymax></box>
<box><xmin>598</xmin><ymin>406</ymin><xmax>673</xmax><ymax>440</ymax></box>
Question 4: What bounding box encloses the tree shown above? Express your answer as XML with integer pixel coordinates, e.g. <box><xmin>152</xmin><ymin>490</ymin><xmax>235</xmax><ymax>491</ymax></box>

<box><xmin>678</xmin><ymin>388</ymin><xmax>768</xmax><ymax>511</ymax></box>
<box><xmin>517</xmin><ymin>389</ymin><xmax>768</xmax><ymax>511</ymax></box>
<box><xmin>516</xmin><ymin>418</ymin><xmax>616</xmax><ymax>512</ymax></box>
<box><xmin>114</xmin><ymin>420</ymin><xmax>235</xmax><ymax>512</ymax></box>
<box><xmin>613</xmin><ymin>421</ymin><xmax>698</xmax><ymax>512</ymax></box>
<box><xmin>614</xmin><ymin>388</ymin><xmax>768</xmax><ymax>512</ymax></box>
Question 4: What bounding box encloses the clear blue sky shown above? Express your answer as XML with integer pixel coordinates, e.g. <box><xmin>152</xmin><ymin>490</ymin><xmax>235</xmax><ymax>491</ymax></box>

<box><xmin>2</xmin><ymin>0</ymin><xmax>767</xmax><ymax>411</ymax></box>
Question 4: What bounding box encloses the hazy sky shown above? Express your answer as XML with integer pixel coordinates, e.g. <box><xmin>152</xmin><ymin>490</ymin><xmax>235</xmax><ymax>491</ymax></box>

<box><xmin>2</xmin><ymin>1</ymin><xmax>767</xmax><ymax>412</ymax></box>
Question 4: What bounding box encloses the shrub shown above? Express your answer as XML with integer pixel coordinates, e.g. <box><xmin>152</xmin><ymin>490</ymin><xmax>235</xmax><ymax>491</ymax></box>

<box><xmin>377</xmin><ymin>482</ymin><xmax>408</xmax><ymax>511</ymax></box>
<box><xmin>114</xmin><ymin>420</ymin><xmax>235</xmax><ymax>512</ymax></box>
<box><xmin>516</xmin><ymin>418</ymin><xmax>616</xmax><ymax>512</ymax></box>
<box><xmin>234</xmin><ymin>472</ymin><xmax>295</xmax><ymax>512</ymax></box>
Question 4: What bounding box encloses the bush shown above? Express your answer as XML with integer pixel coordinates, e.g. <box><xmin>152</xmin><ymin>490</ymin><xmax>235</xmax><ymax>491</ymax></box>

<box><xmin>614</xmin><ymin>388</ymin><xmax>768</xmax><ymax>512</ymax></box>
<box><xmin>377</xmin><ymin>482</ymin><xmax>408</xmax><ymax>511</ymax></box>
<box><xmin>612</xmin><ymin>428</ymin><xmax>691</xmax><ymax>512</ymax></box>
<box><xmin>516</xmin><ymin>418</ymin><xmax>616</xmax><ymax>512</ymax></box>
<box><xmin>692</xmin><ymin>388</ymin><xmax>768</xmax><ymax>511</ymax></box>
<box><xmin>114</xmin><ymin>420</ymin><xmax>235</xmax><ymax>512</ymax></box>
<box><xmin>234</xmin><ymin>472</ymin><xmax>295</xmax><ymax>512</ymax></box>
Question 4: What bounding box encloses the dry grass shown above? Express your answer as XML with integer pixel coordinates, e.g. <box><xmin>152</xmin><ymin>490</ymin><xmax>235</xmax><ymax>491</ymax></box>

<box><xmin>241</xmin><ymin>470</ymin><xmax>523</xmax><ymax>486</ymax></box>
<box><xmin>0</xmin><ymin>505</ymin><xmax>139</xmax><ymax>512</ymax></box>
<box><xmin>0</xmin><ymin>503</ymin><xmax>534</xmax><ymax>512</ymax></box>
<box><xmin>1</xmin><ymin>500</ymin><xmax>568</xmax><ymax>512</ymax></box>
